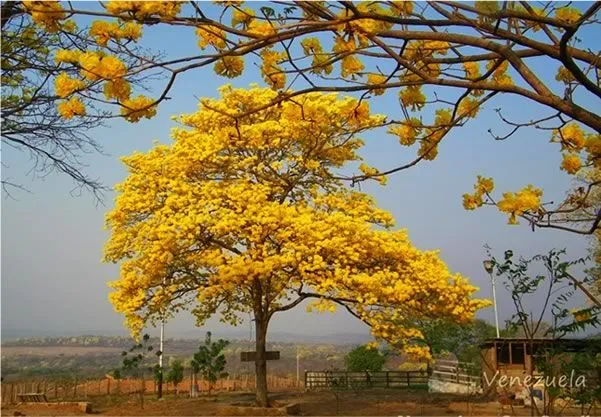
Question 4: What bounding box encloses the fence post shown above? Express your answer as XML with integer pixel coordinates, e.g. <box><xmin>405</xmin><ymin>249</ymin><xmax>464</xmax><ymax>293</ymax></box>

<box><xmin>386</xmin><ymin>371</ymin><xmax>390</xmax><ymax>388</ymax></box>
<box><xmin>407</xmin><ymin>372</ymin><xmax>410</xmax><ymax>387</ymax></box>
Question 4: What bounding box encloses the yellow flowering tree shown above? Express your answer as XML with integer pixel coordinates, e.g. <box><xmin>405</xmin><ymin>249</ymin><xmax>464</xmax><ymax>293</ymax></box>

<box><xmin>10</xmin><ymin>0</ymin><xmax>601</xmax><ymax>352</ymax></box>
<box><xmin>104</xmin><ymin>86</ymin><xmax>488</xmax><ymax>406</ymax></box>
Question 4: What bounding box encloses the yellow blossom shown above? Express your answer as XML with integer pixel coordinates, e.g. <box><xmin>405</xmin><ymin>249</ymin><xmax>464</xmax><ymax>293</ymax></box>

<box><xmin>105</xmin><ymin>1</ymin><xmax>181</xmax><ymax>20</ymax></box>
<box><xmin>434</xmin><ymin>108</ymin><xmax>452</xmax><ymax>126</ymax></box>
<box><xmin>121</xmin><ymin>22</ymin><xmax>143</xmax><ymax>41</ymax></box>
<box><xmin>388</xmin><ymin>118</ymin><xmax>421</xmax><ymax>146</ymax></box>
<box><xmin>196</xmin><ymin>25</ymin><xmax>227</xmax><ymax>50</ymax></box>
<box><xmin>231</xmin><ymin>7</ymin><xmax>255</xmax><ymax>27</ymax></box>
<box><xmin>345</xmin><ymin>3</ymin><xmax>393</xmax><ymax>35</ymax></box>
<box><xmin>104</xmin><ymin>78</ymin><xmax>132</xmax><ymax>101</ymax></box>
<box><xmin>555</xmin><ymin>67</ymin><xmax>575</xmax><ymax>84</ymax></box>
<box><xmin>78</xmin><ymin>52</ymin><xmax>102</xmax><ymax>81</ymax></box>
<box><xmin>553</xmin><ymin>123</ymin><xmax>585</xmax><ymax>151</ymax></box>
<box><xmin>333</xmin><ymin>36</ymin><xmax>356</xmax><ymax>54</ymax></box>
<box><xmin>458</xmin><ymin>97</ymin><xmax>480</xmax><ymax>118</ymax></box>
<box><xmin>367</xmin><ymin>73</ymin><xmax>387</xmax><ymax>96</ymax></box>
<box><xmin>555</xmin><ymin>7</ymin><xmax>581</xmax><ymax>24</ymax></box>
<box><xmin>55</xmin><ymin>50</ymin><xmax>82</xmax><ymax>65</ymax></box>
<box><xmin>462</xmin><ymin>193</ymin><xmax>483</xmax><ymax>210</ymax></box>
<box><xmin>260</xmin><ymin>48</ymin><xmax>286</xmax><ymax>90</ymax></box>
<box><xmin>359</xmin><ymin>163</ymin><xmax>387</xmax><ymax>185</ymax></box>
<box><xmin>475</xmin><ymin>176</ymin><xmax>494</xmax><ymax>194</ymax></box>
<box><xmin>561</xmin><ymin>153</ymin><xmax>582</xmax><ymax>175</ymax></box>
<box><xmin>57</xmin><ymin>96</ymin><xmax>86</xmax><ymax>119</ymax></box>
<box><xmin>463</xmin><ymin>62</ymin><xmax>480</xmax><ymax>80</ymax></box>
<box><xmin>100</xmin><ymin>56</ymin><xmax>128</xmax><ymax>80</ymax></box>
<box><xmin>585</xmin><ymin>134</ymin><xmax>601</xmax><ymax>162</ymax></box>
<box><xmin>497</xmin><ymin>185</ymin><xmax>543</xmax><ymax>225</ymax></box>
<box><xmin>214</xmin><ymin>56</ymin><xmax>244</xmax><ymax>78</ymax></box>
<box><xmin>77</xmin><ymin>53</ymin><xmax>127</xmax><ymax>81</ymax></box>
<box><xmin>462</xmin><ymin>176</ymin><xmax>494</xmax><ymax>210</ymax></box>
<box><xmin>399</xmin><ymin>86</ymin><xmax>426</xmax><ymax>111</ymax></box>
<box><xmin>341</xmin><ymin>56</ymin><xmax>364</xmax><ymax>78</ymax></box>
<box><xmin>301</xmin><ymin>37</ymin><xmax>322</xmax><ymax>56</ymax></box>
<box><xmin>23</xmin><ymin>1</ymin><xmax>65</xmax><ymax>32</ymax></box>
<box><xmin>54</xmin><ymin>72</ymin><xmax>86</xmax><ymax>98</ymax></box>
<box><xmin>247</xmin><ymin>20</ymin><xmax>276</xmax><ymax>37</ymax></box>
<box><xmin>424</xmin><ymin>41</ymin><xmax>450</xmax><ymax>56</ymax></box>
<box><xmin>90</xmin><ymin>21</ymin><xmax>122</xmax><ymax>46</ymax></box>
<box><xmin>121</xmin><ymin>95</ymin><xmax>157</xmax><ymax>122</ymax></box>
<box><xmin>418</xmin><ymin>138</ymin><xmax>439</xmax><ymax>160</ymax></box>
<box><xmin>486</xmin><ymin>60</ymin><xmax>513</xmax><ymax>86</ymax></box>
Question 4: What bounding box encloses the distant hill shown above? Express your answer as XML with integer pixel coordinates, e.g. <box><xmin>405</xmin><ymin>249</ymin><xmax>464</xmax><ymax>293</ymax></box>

<box><xmin>1</xmin><ymin>328</ymin><xmax>372</xmax><ymax>345</ymax></box>
<box><xmin>0</xmin><ymin>333</ymin><xmax>380</xmax><ymax>380</ymax></box>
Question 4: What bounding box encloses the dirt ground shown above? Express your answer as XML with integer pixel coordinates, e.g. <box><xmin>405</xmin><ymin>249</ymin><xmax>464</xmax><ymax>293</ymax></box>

<box><xmin>3</xmin><ymin>389</ymin><xmax>599</xmax><ymax>416</ymax></box>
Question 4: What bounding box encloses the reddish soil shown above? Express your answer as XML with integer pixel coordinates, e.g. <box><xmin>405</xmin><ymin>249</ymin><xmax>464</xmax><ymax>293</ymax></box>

<box><xmin>2</xmin><ymin>389</ymin><xmax>599</xmax><ymax>416</ymax></box>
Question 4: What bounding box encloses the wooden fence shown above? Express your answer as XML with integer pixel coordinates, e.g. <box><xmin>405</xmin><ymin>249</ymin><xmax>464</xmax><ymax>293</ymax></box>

<box><xmin>304</xmin><ymin>371</ymin><xmax>428</xmax><ymax>391</ymax></box>
<box><xmin>430</xmin><ymin>359</ymin><xmax>481</xmax><ymax>386</ymax></box>
<box><xmin>0</xmin><ymin>374</ymin><xmax>301</xmax><ymax>406</ymax></box>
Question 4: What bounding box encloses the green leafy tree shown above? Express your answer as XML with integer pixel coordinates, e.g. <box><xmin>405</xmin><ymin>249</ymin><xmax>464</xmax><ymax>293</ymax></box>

<box><xmin>165</xmin><ymin>358</ymin><xmax>184</xmax><ymax>396</ymax></box>
<box><xmin>115</xmin><ymin>334</ymin><xmax>160</xmax><ymax>405</ymax></box>
<box><xmin>345</xmin><ymin>345</ymin><xmax>386</xmax><ymax>373</ymax></box>
<box><xmin>489</xmin><ymin>248</ymin><xmax>601</xmax><ymax>415</ymax></box>
<box><xmin>418</xmin><ymin>318</ymin><xmax>498</xmax><ymax>373</ymax></box>
<box><xmin>190</xmin><ymin>332</ymin><xmax>229</xmax><ymax>395</ymax></box>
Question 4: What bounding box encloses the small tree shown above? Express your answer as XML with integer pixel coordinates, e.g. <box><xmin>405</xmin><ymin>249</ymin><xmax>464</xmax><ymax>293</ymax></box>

<box><xmin>116</xmin><ymin>334</ymin><xmax>159</xmax><ymax>407</ymax></box>
<box><xmin>345</xmin><ymin>345</ymin><xmax>386</xmax><ymax>373</ymax></box>
<box><xmin>165</xmin><ymin>358</ymin><xmax>184</xmax><ymax>396</ymax></box>
<box><xmin>190</xmin><ymin>332</ymin><xmax>229</xmax><ymax>396</ymax></box>
<box><xmin>417</xmin><ymin>318</ymin><xmax>497</xmax><ymax>376</ymax></box>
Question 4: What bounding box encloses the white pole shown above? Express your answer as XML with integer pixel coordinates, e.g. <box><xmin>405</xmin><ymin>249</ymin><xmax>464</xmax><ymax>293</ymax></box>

<box><xmin>296</xmin><ymin>347</ymin><xmax>300</xmax><ymax>385</ymax></box>
<box><xmin>490</xmin><ymin>273</ymin><xmax>500</xmax><ymax>338</ymax></box>
<box><xmin>160</xmin><ymin>278</ymin><xmax>166</xmax><ymax>372</ymax></box>
<box><xmin>159</xmin><ymin>319</ymin><xmax>164</xmax><ymax>368</ymax></box>
<box><xmin>158</xmin><ymin>276</ymin><xmax>166</xmax><ymax>398</ymax></box>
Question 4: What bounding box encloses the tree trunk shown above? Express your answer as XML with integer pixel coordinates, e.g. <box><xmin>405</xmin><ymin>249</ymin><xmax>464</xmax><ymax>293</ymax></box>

<box><xmin>255</xmin><ymin>312</ymin><xmax>269</xmax><ymax>407</ymax></box>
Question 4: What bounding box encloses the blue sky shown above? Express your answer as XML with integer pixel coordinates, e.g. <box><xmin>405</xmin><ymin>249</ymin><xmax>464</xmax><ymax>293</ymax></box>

<box><xmin>1</xmin><ymin>2</ymin><xmax>596</xmax><ymax>340</ymax></box>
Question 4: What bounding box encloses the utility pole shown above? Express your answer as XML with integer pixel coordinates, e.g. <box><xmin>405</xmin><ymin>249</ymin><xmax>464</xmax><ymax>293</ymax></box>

<box><xmin>483</xmin><ymin>259</ymin><xmax>500</xmax><ymax>338</ymax></box>
<box><xmin>296</xmin><ymin>347</ymin><xmax>300</xmax><ymax>386</ymax></box>
<box><xmin>158</xmin><ymin>317</ymin><xmax>164</xmax><ymax>398</ymax></box>
<box><xmin>157</xmin><ymin>277</ymin><xmax>166</xmax><ymax>399</ymax></box>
